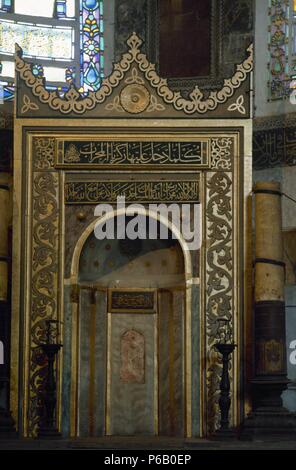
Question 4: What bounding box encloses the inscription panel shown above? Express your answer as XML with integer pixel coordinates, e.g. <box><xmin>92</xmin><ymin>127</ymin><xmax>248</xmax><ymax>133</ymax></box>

<box><xmin>65</xmin><ymin>180</ymin><xmax>200</xmax><ymax>204</ymax></box>
<box><xmin>57</xmin><ymin>138</ymin><xmax>210</xmax><ymax>168</ymax></box>
<box><xmin>110</xmin><ymin>290</ymin><xmax>156</xmax><ymax>313</ymax></box>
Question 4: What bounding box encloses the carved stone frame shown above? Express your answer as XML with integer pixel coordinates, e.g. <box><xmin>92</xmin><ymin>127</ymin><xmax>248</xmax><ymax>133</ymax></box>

<box><xmin>11</xmin><ymin>120</ymin><xmax>252</xmax><ymax>438</ymax></box>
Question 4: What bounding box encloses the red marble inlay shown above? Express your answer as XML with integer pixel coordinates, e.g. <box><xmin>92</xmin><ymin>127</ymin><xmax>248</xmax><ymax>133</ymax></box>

<box><xmin>120</xmin><ymin>330</ymin><xmax>145</xmax><ymax>384</ymax></box>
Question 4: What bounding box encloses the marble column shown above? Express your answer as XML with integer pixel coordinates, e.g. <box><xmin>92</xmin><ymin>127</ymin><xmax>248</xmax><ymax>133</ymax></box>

<box><xmin>243</xmin><ymin>181</ymin><xmax>296</xmax><ymax>438</ymax></box>
<box><xmin>253</xmin><ymin>181</ymin><xmax>288</xmax><ymax>407</ymax></box>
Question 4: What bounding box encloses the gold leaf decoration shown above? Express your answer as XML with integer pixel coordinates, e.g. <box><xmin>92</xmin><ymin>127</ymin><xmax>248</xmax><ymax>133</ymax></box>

<box><xmin>227</xmin><ymin>95</ymin><xmax>246</xmax><ymax>115</ymax></box>
<box><xmin>120</xmin><ymin>84</ymin><xmax>150</xmax><ymax>114</ymax></box>
<box><xmin>205</xmin><ymin>171</ymin><xmax>233</xmax><ymax>434</ymax></box>
<box><xmin>125</xmin><ymin>66</ymin><xmax>145</xmax><ymax>85</ymax></box>
<box><xmin>147</xmin><ymin>95</ymin><xmax>166</xmax><ymax>112</ymax></box>
<box><xmin>105</xmin><ymin>96</ymin><xmax>124</xmax><ymax>112</ymax></box>
<box><xmin>15</xmin><ymin>34</ymin><xmax>253</xmax><ymax>116</ymax></box>
<box><xmin>21</xmin><ymin>94</ymin><xmax>39</xmax><ymax>114</ymax></box>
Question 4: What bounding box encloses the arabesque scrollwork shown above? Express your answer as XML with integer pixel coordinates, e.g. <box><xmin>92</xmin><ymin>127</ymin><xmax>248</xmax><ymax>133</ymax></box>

<box><xmin>205</xmin><ymin>171</ymin><xmax>233</xmax><ymax>434</ymax></box>
<box><xmin>15</xmin><ymin>33</ymin><xmax>253</xmax><ymax>116</ymax></box>
<box><xmin>33</xmin><ymin>138</ymin><xmax>55</xmax><ymax>170</ymax></box>
<box><xmin>28</xmin><ymin>171</ymin><xmax>59</xmax><ymax>436</ymax></box>
<box><xmin>211</xmin><ymin>138</ymin><xmax>233</xmax><ymax>170</ymax></box>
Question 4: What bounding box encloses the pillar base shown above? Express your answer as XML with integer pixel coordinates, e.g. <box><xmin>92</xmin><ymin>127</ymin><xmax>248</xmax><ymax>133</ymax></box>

<box><xmin>240</xmin><ymin>378</ymin><xmax>296</xmax><ymax>440</ymax></box>
<box><xmin>0</xmin><ymin>407</ymin><xmax>17</xmax><ymax>438</ymax></box>
<box><xmin>241</xmin><ymin>409</ymin><xmax>296</xmax><ymax>440</ymax></box>
<box><xmin>251</xmin><ymin>377</ymin><xmax>289</xmax><ymax>409</ymax></box>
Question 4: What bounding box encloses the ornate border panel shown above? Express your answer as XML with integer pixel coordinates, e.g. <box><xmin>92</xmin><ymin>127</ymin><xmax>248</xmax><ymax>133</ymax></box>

<box><xmin>205</xmin><ymin>171</ymin><xmax>233</xmax><ymax>433</ymax></box>
<box><xmin>27</xmin><ymin>153</ymin><xmax>60</xmax><ymax>436</ymax></box>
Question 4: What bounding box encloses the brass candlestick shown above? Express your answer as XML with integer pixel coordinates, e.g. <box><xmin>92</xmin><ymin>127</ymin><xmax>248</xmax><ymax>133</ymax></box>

<box><xmin>214</xmin><ymin>318</ymin><xmax>237</xmax><ymax>439</ymax></box>
<box><xmin>38</xmin><ymin>320</ymin><xmax>62</xmax><ymax>439</ymax></box>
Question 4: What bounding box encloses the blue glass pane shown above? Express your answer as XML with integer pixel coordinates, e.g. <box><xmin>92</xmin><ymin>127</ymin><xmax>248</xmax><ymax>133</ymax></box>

<box><xmin>80</xmin><ymin>0</ymin><xmax>104</xmax><ymax>92</ymax></box>
<box><xmin>1</xmin><ymin>0</ymin><xmax>12</xmax><ymax>12</ymax></box>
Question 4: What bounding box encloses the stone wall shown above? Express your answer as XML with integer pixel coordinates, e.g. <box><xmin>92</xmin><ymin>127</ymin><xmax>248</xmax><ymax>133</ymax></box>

<box><xmin>114</xmin><ymin>0</ymin><xmax>147</xmax><ymax>61</ymax></box>
<box><xmin>222</xmin><ymin>0</ymin><xmax>254</xmax><ymax>77</ymax></box>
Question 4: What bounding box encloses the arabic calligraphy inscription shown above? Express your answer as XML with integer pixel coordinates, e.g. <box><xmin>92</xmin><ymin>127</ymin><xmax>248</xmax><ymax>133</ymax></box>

<box><xmin>64</xmin><ymin>180</ymin><xmax>200</xmax><ymax>204</ymax></box>
<box><xmin>57</xmin><ymin>139</ymin><xmax>209</xmax><ymax>167</ymax></box>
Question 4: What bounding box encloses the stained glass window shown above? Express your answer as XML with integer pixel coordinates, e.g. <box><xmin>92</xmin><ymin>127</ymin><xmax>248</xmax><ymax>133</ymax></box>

<box><xmin>267</xmin><ymin>0</ymin><xmax>296</xmax><ymax>100</ymax></box>
<box><xmin>0</xmin><ymin>60</ymin><xmax>14</xmax><ymax>77</ymax></box>
<box><xmin>14</xmin><ymin>0</ymin><xmax>55</xmax><ymax>17</ymax></box>
<box><xmin>0</xmin><ymin>0</ymin><xmax>13</xmax><ymax>13</ymax></box>
<box><xmin>268</xmin><ymin>0</ymin><xmax>290</xmax><ymax>101</ymax></box>
<box><xmin>290</xmin><ymin>0</ymin><xmax>296</xmax><ymax>93</ymax></box>
<box><xmin>55</xmin><ymin>0</ymin><xmax>67</xmax><ymax>18</ymax></box>
<box><xmin>0</xmin><ymin>20</ymin><xmax>74</xmax><ymax>59</ymax></box>
<box><xmin>43</xmin><ymin>66</ymin><xmax>69</xmax><ymax>82</ymax></box>
<box><xmin>0</xmin><ymin>0</ymin><xmax>106</xmax><ymax>101</ymax></box>
<box><xmin>67</xmin><ymin>0</ymin><xmax>75</xmax><ymax>17</ymax></box>
<box><xmin>80</xmin><ymin>0</ymin><xmax>104</xmax><ymax>92</ymax></box>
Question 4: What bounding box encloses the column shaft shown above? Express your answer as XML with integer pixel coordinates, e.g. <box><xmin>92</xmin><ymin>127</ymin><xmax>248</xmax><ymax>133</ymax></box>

<box><xmin>253</xmin><ymin>181</ymin><xmax>288</xmax><ymax>409</ymax></box>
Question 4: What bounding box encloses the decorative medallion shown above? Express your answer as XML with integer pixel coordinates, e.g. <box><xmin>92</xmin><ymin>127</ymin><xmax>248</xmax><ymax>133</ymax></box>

<box><xmin>120</xmin><ymin>84</ymin><xmax>150</xmax><ymax>114</ymax></box>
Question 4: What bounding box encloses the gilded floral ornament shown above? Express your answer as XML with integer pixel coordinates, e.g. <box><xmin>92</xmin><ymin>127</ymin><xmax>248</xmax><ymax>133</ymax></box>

<box><xmin>21</xmin><ymin>94</ymin><xmax>39</xmax><ymax>114</ymax></box>
<box><xmin>125</xmin><ymin>66</ymin><xmax>145</xmax><ymax>85</ymax></box>
<box><xmin>15</xmin><ymin>34</ymin><xmax>253</xmax><ymax>116</ymax></box>
<box><xmin>146</xmin><ymin>95</ymin><xmax>165</xmax><ymax>112</ymax></box>
<box><xmin>227</xmin><ymin>95</ymin><xmax>246</xmax><ymax>115</ymax></box>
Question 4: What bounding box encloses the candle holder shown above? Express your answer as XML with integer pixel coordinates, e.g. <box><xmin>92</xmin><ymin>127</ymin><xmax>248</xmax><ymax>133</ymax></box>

<box><xmin>213</xmin><ymin>318</ymin><xmax>237</xmax><ymax>439</ymax></box>
<box><xmin>38</xmin><ymin>320</ymin><xmax>63</xmax><ymax>439</ymax></box>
